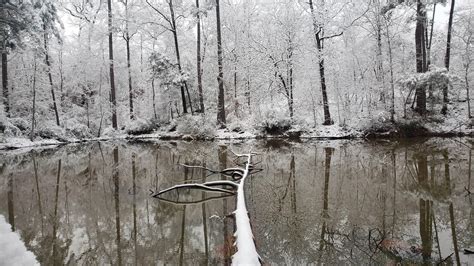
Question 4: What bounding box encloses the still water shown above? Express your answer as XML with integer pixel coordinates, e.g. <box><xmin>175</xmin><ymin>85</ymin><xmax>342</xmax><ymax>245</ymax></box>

<box><xmin>0</xmin><ymin>138</ymin><xmax>473</xmax><ymax>265</ymax></box>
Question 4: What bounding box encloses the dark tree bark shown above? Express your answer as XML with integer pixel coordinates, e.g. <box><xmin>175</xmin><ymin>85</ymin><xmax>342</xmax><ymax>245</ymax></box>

<box><xmin>1</xmin><ymin>51</ymin><xmax>8</xmax><ymax>116</ymax></box>
<box><xmin>43</xmin><ymin>23</ymin><xmax>60</xmax><ymax>126</ymax></box>
<box><xmin>113</xmin><ymin>147</ymin><xmax>122</xmax><ymax>265</ymax></box>
<box><xmin>108</xmin><ymin>0</ymin><xmax>118</xmax><ymax>129</ymax></box>
<box><xmin>216</xmin><ymin>0</ymin><xmax>226</xmax><ymax>127</ymax></box>
<box><xmin>415</xmin><ymin>0</ymin><xmax>427</xmax><ymax>115</ymax></box>
<box><xmin>168</xmin><ymin>0</ymin><xmax>188</xmax><ymax>114</ymax></box>
<box><xmin>123</xmin><ymin>0</ymin><xmax>134</xmax><ymax>120</ymax></box>
<box><xmin>196</xmin><ymin>0</ymin><xmax>204</xmax><ymax>113</ymax></box>
<box><xmin>309</xmin><ymin>0</ymin><xmax>333</xmax><ymax>125</ymax></box>
<box><xmin>416</xmin><ymin>153</ymin><xmax>432</xmax><ymax>261</ymax></box>
<box><xmin>442</xmin><ymin>0</ymin><xmax>455</xmax><ymax>115</ymax></box>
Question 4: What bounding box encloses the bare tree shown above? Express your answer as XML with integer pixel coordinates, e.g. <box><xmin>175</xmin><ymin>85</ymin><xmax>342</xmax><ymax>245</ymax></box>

<box><xmin>43</xmin><ymin>21</ymin><xmax>61</xmax><ymax>126</ymax></box>
<box><xmin>196</xmin><ymin>0</ymin><xmax>204</xmax><ymax>113</ymax></box>
<box><xmin>442</xmin><ymin>0</ymin><xmax>455</xmax><ymax>115</ymax></box>
<box><xmin>119</xmin><ymin>0</ymin><xmax>137</xmax><ymax>120</ymax></box>
<box><xmin>414</xmin><ymin>0</ymin><xmax>427</xmax><ymax>115</ymax></box>
<box><xmin>308</xmin><ymin>0</ymin><xmax>336</xmax><ymax>125</ymax></box>
<box><xmin>146</xmin><ymin>0</ymin><xmax>192</xmax><ymax>115</ymax></box>
<box><xmin>108</xmin><ymin>0</ymin><xmax>118</xmax><ymax>129</ymax></box>
<box><xmin>216</xmin><ymin>0</ymin><xmax>226</xmax><ymax>127</ymax></box>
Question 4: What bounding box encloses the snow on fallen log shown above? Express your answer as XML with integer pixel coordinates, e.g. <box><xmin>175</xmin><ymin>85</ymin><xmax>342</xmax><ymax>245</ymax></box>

<box><xmin>151</xmin><ymin>150</ymin><xmax>261</xmax><ymax>265</ymax></box>
<box><xmin>0</xmin><ymin>215</ymin><xmax>39</xmax><ymax>266</ymax></box>
<box><xmin>231</xmin><ymin>152</ymin><xmax>260</xmax><ymax>265</ymax></box>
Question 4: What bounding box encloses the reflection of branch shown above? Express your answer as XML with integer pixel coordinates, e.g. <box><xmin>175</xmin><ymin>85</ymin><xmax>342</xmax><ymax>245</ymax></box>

<box><xmin>151</xmin><ymin>182</ymin><xmax>236</xmax><ymax>197</ymax></box>
<box><xmin>156</xmin><ymin>194</ymin><xmax>234</xmax><ymax>205</ymax></box>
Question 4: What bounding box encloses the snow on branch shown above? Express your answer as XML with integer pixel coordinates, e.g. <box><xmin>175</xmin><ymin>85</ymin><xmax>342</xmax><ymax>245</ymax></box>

<box><xmin>151</xmin><ymin>150</ymin><xmax>261</xmax><ymax>265</ymax></box>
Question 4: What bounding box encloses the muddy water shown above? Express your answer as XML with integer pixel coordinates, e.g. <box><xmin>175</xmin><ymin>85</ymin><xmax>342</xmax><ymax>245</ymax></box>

<box><xmin>0</xmin><ymin>138</ymin><xmax>473</xmax><ymax>265</ymax></box>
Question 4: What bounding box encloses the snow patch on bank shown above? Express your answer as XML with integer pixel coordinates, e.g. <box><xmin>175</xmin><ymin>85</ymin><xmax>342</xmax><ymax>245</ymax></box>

<box><xmin>0</xmin><ymin>215</ymin><xmax>39</xmax><ymax>266</ymax></box>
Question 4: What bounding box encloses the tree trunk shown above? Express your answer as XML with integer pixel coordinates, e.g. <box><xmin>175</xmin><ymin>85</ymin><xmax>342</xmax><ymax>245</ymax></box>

<box><xmin>43</xmin><ymin>23</ymin><xmax>60</xmax><ymax>126</ymax></box>
<box><xmin>1</xmin><ymin>50</ymin><xmax>8</xmax><ymax>117</ymax></box>
<box><xmin>442</xmin><ymin>0</ymin><xmax>455</xmax><ymax>115</ymax></box>
<box><xmin>196</xmin><ymin>0</ymin><xmax>204</xmax><ymax>113</ymax></box>
<box><xmin>108</xmin><ymin>0</ymin><xmax>118</xmax><ymax>129</ymax></box>
<box><xmin>126</xmin><ymin>37</ymin><xmax>134</xmax><ymax>120</ymax></box>
<box><xmin>309</xmin><ymin>0</ymin><xmax>333</xmax><ymax>125</ymax></box>
<box><xmin>415</xmin><ymin>0</ymin><xmax>427</xmax><ymax>115</ymax></box>
<box><xmin>466</xmin><ymin>63</ymin><xmax>471</xmax><ymax>118</ymax></box>
<box><xmin>168</xmin><ymin>0</ymin><xmax>188</xmax><ymax>114</ymax></box>
<box><xmin>152</xmin><ymin>78</ymin><xmax>157</xmax><ymax>120</ymax></box>
<box><xmin>30</xmin><ymin>57</ymin><xmax>37</xmax><ymax>141</ymax></box>
<box><xmin>386</xmin><ymin>24</ymin><xmax>395</xmax><ymax>122</ymax></box>
<box><xmin>216</xmin><ymin>0</ymin><xmax>226</xmax><ymax>127</ymax></box>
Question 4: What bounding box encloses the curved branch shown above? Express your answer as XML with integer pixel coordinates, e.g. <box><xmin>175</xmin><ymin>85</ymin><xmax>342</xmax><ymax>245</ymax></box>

<box><xmin>156</xmin><ymin>194</ymin><xmax>234</xmax><ymax>205</ymax></box>
<box><xmin>151</xmin><ymin>183</ymin><xmax>235</xmax><ymax>197</ymax></box>
<box><xmin>145</xmin><ymin>0</ymin><xmax>172</xmax><ymax>27</ymax></box>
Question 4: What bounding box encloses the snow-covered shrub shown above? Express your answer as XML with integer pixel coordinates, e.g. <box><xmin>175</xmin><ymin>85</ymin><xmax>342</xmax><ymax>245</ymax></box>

<box><xmin>125</xmin><ymin>118</ymin><xmax>159</xmax><ymax>135</ymax></box>
<box><xmin>255</xmin><ymin>110</ymin><xmax>292</xmax><ymax>135</ymax></box>
<box><xmin>9</xmin><ymin>118</ymin><xmax>30</xmax><ymax>133</ymax></box>
<box><xmin>176</xmin><ymin>114</ymin><xmax>215</xmax><ymax>138</ymax></box>
<box><xmin>35</xmin><ymin>122</ymin><xmax>68</xmax><ymax>141</ymax></box>
<box><xmin>102</xmin><ymin>126</ymin><xmax>121</xmax><ymax>138</ymax></box>
<box><xmin>360</xmin><ymin>111</ymin><xmax>395</xmax><ymax>135</ymax></box>
<box><xmin>0</xmin><ymin>118</ymin><xmax>22</xmax><ymax>137</ymax></box>
<box><xmin>399</xmin><ymin>67</ymin><xmax>458</xmax><ymax>104</ymax></box>
<box><xmin>63</xmin><ymin>119</ymin><xmax>92</xmax><ymax>139</ymax></box>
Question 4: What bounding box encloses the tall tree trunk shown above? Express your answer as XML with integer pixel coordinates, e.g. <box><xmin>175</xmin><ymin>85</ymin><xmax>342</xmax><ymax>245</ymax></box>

<box><xmin>386</xmin><ymin>24</ymin><xmax>395</xmax><ymax>122</ymax></box>
<box><xmin>108</xmin><ymin>0</ymin><xmax>118</xmax><ymax>129</ymax></box>
<box><xmin>442</xmin><ymin>0</ymin><xmax>455</xmax><ymax>115</ymax></box>
<box><xmin>30</xmin><ymin>56</ymin><xmax>37</xmax><ymax>141</ymax></box>
<box><xmin>44</xmin><ymin>23</ymin><xmax>60</xmax><ymax>126</ymax></box>
<box><xmin>113</xmin><ymin>147</ymin><xmax>122</xmax><ymax>266</ymax></box>
<box><xmin>466</xmin><ymin>62</ymin><xmax>471</xmax><ymax>118</ymax></box>
<box><xmin>375</xmin><ymin>0</ymin><xmax>385</xmax><ymax>103</ymax></box>
<box><xmin>309</xmin><ymin>0</ymin><xmax>333</xmax><ymax>125</ymax></box>
<box><xmin>126</xmin><ymin>37</ymin><xmax>134</xmax><ymax>120</ymax></box>
<box><xmin>168</xmin><ymin>0</ymin><xmax>188</xmax><ymax>114</ymax></box>
<box><xmin>123</xmin><ymin>0</ymin><xmax>134</xmax><ymax>120</ymax></box>
<box><xmin>216</xmin><ymin>0</ymin><xmax>226</xmax><ymax>127</ymax></box>
<box><xmin>196</xmin><ymin>0</ymin><xmax>204</xmax><ymax>113</ymax></box>
<box><xmin>2</xmin><ymin>50</ymin><xmax>8</xmax><ymax>117</ymax></box>
<box><xmin>415</xmin><ymin>0</ymin><xmax>427</xmax><ymax>115</ymax></box>
<box><xmin>152</xmin><ymin>78</ymin><xmax>157</xmax><ymax>120</ymax></box>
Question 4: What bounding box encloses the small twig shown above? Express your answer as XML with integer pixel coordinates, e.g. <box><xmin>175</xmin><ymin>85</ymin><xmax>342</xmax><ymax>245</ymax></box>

<box><xmin>465</xmin><ymin>186</ymin><xmax>472</xmax><ymax>196</ymax></box>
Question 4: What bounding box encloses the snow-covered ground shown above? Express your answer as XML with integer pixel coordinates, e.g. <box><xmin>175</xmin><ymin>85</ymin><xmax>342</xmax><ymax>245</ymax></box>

<box><xmin>1</xmin><ymin>103</ymin><xmax>473</xmax><ymax>151</ymax></box>
<box><xmin>0</xmin><ymin>215</ymin><xmax>39</xmax><ymax>266</ymax></box>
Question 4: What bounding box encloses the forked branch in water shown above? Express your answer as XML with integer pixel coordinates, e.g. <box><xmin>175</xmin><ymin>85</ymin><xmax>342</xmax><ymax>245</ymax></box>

<box><xmin>151</xmin><ymin>151</ymin><xmax>261</xmax><ymax>265</ymax></box>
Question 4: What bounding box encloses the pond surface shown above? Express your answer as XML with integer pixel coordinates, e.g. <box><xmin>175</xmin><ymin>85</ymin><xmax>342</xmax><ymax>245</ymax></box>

<box><xmin>0</xmin><ymin>138</ymin><xmax>473</xmax><ymax>265</ymax></box>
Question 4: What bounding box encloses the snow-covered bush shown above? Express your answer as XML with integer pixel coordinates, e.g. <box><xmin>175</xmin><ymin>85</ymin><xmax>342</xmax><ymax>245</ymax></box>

<box><xmin>125</xmin><ymin>118</ymin><xmax>159</xmax><ymax>135</ymax></box>
<box><xmin>176</xmin><ymin>114</ymin><xmax>215</xmax><ymax>138</ymax></box>
<box><xmin>0</xmin><ymin>117</ymin><xmax>22</xmax><ymax>137</ymax></box>
<box><xmin>360</xmin><ymin>111</ymin><xmax>394</xmax><ymax>134</ymax></box>
<box><xmin>35</xmin><ymin>122</ymin><xmax>68</xmax><ymax>141</ymax></box>
<box><xmin>255</xmin><ymin>110</ymin><xmax>292</xmax><ymax>135</ymax></box>
<box><xmin>63</xmin><ymin>119</ymin><xmax>93</xmax><ymax>139</ymax></box>
<box><xmin>9</xmin><ymin>118</ymin><xmax>30</xmax><ymax>133</ymax></box>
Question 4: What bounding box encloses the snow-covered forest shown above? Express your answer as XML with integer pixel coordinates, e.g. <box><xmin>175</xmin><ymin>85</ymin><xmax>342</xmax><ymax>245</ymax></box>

<box><xmin>1</xmin><ymin>0</ymin><xmax>473</xmax><ymax>145</ymax></box>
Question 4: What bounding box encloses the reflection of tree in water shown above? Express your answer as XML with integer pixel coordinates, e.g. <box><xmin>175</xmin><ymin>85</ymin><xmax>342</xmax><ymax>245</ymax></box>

<box><xmin>0</xmin><ymin>140</ymin><xmax>473</xmax><ymax>264</ymax></box>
